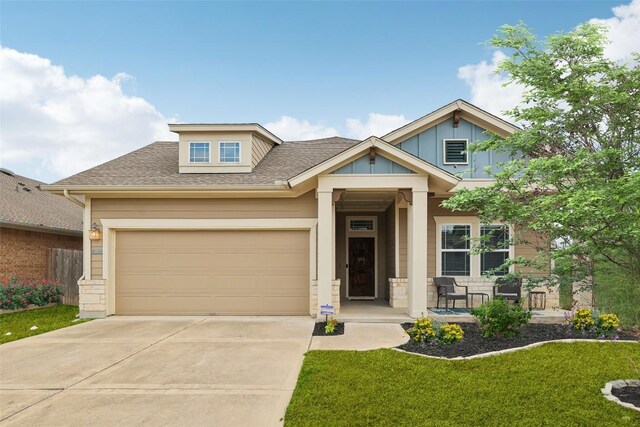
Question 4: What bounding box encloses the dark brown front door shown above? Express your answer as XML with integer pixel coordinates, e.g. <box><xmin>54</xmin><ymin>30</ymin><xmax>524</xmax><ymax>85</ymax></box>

<box><xmin>348</xmin><ymin>237</ymin><xmax>375</xmax><ymax>298</ymax></box>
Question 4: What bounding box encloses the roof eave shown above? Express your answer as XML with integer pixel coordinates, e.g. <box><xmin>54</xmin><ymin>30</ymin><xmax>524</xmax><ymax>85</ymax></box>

<box><xmin>0</xmin><ymin>220</ymin><xmax>82</xmax><ymax>237</ymax></box>
<box><xmin>168</xmin><ymin>123</ymin><xmax>283</xmax><ymax>145</ymax></box>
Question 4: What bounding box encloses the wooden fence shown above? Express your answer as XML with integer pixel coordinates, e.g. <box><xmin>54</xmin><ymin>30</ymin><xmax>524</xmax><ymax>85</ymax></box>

<box><xmin>47</xmin><ymin>248</ymin><xmax>83</xmax><ymax>305</ymax></box>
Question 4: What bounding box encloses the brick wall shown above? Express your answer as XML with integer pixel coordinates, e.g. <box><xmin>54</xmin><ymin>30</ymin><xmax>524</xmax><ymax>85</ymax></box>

<box><xmin>0</xmin><ymin>227</ymin><xmax>82</xmax><ymax>281</ymax></box>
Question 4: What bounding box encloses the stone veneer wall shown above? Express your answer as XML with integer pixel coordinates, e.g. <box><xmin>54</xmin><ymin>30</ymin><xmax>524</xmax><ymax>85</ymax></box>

<box><xmin>311</xmin><ymin>279</ymin><xmax>341</xmax><ymax>316</ymax></box>
<box><xmin>427</xmin><ymin>277</ymin><xmax>560</xmax><ymax>309</ymax></box>
<box><xmin>78</xmin><ymin>279</ymin><xmax>106</xmax><ymax>318</ymax></box>
<box><xmin>388</xmin><ymin>278</ymin><xmax>408</xmax><ymax>308</ymax></box>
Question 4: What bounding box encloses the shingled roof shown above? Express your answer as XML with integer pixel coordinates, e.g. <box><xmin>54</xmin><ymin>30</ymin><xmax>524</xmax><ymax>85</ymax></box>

<box><xmin>0</xmin><ymin>170</ymin><xmax>82</xmax><ymax>234</ymax></box>
<box><xmin>52</xmin><ymin>137</ymin><xmax>360</xmax><ymax>187</ymax></box>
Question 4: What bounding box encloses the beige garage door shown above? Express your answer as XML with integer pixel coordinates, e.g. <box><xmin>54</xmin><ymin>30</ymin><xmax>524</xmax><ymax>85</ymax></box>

<box><xmin>115</xmin><ymin>230</ymin><xmax>310</xmax><ymax>315</ymax></box>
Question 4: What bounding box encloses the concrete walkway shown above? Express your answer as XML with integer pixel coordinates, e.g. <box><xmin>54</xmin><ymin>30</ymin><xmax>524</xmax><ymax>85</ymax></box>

<box><xmin>0</xmin><ymin>316</ymin><xmax>314</xmax><ymax>427</ymax></box>
<box><xmin>309</xmin><ymin>323</ymin><xmax>409</xmax><ymax>351</ymax></box>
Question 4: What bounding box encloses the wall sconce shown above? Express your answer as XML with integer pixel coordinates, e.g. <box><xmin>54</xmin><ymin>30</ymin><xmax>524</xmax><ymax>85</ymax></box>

<box><xmin>89</xmin><ymin>223</ymin><xmax>102</xmax><ymax>240</ymax></box>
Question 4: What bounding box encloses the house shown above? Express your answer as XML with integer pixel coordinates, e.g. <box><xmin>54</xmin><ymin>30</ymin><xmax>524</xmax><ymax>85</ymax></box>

<box><xmin>0</xmin><ymin>169</ymin><xmax>83</xmax><ymax>281</ymax></box>
<box><xmin>44</xmin><ymin>99</ymin><xmax>558</xmax><ymax>319</ymax></box>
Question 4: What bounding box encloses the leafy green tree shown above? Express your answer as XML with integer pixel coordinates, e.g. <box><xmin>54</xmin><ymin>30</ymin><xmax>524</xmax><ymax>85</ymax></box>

<box><xmin>443</xmin><ymin>23</ymin><xmax>640</xmax><ymax>311</ymax></box>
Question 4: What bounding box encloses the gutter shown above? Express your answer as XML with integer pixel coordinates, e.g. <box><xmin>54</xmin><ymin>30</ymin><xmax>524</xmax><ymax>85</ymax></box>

<box><xmin>43</xmin><ymin>183</ymin><xmax>293</xmax><ymax>193</ymax></box>
<box><xmin>63</xmin><ymin>189</ymin><xmax>85</xmax><ymax>208</ymax></box>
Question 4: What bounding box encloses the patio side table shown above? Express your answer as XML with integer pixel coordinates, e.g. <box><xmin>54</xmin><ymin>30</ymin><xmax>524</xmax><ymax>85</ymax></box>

<box><xmin>528</xmin><ymin>291</ymin><xmax>546</xmax><ymax>310</ymax></box>
<box><xmin>467</xmin><ymin>292</ymin><xmax>489</xmax><ymax>308</ymax></box>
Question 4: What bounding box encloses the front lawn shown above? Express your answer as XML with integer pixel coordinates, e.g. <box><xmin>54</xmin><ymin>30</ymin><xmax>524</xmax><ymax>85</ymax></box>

<box><xmin>285</xmin><ymin>343</ymin><xmax>640</xmax><ymax>426</ymax></box>
<box><xmin>0</xmin><ymin>305</ymin><xmax>90</xmax><ymax>344</ymax></box>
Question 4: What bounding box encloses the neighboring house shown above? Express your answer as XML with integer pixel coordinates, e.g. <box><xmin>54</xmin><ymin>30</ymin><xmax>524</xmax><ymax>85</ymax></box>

<box><xmin>44</xmin><ymin>99</ymin><xmax>555</xmax><ymax>319</ymax></box>
<box><xmin>0</xmin><ymin>169</ymin><xmax>83</xmax><ymax>281</ymax></box>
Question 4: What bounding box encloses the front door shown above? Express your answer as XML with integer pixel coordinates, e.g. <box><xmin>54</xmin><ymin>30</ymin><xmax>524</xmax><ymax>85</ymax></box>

<box><xmin>348</xmin><ymin>237</ymin><xmax>375</xmax><ymax>299</ymax></box>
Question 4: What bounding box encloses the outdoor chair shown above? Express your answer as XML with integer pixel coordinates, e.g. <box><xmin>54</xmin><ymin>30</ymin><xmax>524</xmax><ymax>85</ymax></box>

<box><xmin>493</xmin><ymin>276</ymin><xmax>522</xmax><ymax>304</ymax></box>
<box><xmin>433</xmin><ymin>277</ymin><xmax>469</xmax><ymax>310</ymax></box>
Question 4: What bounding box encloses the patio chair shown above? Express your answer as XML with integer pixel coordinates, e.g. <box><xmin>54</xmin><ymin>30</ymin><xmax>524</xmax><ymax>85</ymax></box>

<box><xmin>433</xmin><ymin>277</ymin><xmax>469</xmax><ymax>310</ymax></box>
<box><xmin>493</xmin><ymin>276</ymin><xmax>522</xmax><ymax>304</ymax></box>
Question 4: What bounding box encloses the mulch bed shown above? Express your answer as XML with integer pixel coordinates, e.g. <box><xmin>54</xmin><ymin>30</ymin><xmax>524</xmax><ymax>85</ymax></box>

<box><xmin>398</xmin><ymin>323</ymin><xmax>637</xmax><ymax>358</ymax></box>
<box><xmin>312</xmin><ymin>321</ymin><xmax>345</xmax><ymax>336</ymax></box>
<box><xmin>612</xmin><ymin>385</ymin><xmax>640</xmax><ymax>409</ymax></box>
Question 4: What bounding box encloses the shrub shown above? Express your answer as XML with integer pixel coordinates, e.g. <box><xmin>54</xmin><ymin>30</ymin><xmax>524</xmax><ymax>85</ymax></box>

<box><xmin>470</xmin><ymin>297</ymin><xmax>532</xmax><ymax>338</ymax></box>
<box><xmin>325</xmin><ymin>317</ymin><xmax>338</xmax><ymax>334</ymax></box>
<box><xmin>406</xmin><ymin>317</ymin><xmax>437</xmax><ymax>343</ymax></box>
<box><xmin>0</xmin><ymin>277</ymin><xmax>63</xmax><ymax>310</ymax></box>
<box><xmin>566</xmin><ymin>307</ymin><xmax>621</xmax><ymax>336</ymax></box>
<box><xmin>406</xmin><ymin>318</ymin><xmax>464</xmax><ymax>345</ymax></box>
<box><xmin>597</xmin><ymin>313</ymin><xmax>620</xmax><ymax>332</ymax></box>
<box><xmin>438</xmin><ymin>323</ymin><xmax>464</xmax><ymax>344</ymax></box>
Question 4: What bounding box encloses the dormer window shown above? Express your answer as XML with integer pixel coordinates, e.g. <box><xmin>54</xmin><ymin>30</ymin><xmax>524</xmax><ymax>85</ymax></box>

<box><xmin>443</xmin><ymin>139</ymin><xmax>468</xmax><ymax>165</ymax></box>
<box><xmin>219</xmin><ymin>142</ymin><xmax>240</xmax><ymax>163</ymax></box>
<box><xmin>189</xmin><ymin>142</ymin><xmax>210</xmax><ymax>163</ymax></box>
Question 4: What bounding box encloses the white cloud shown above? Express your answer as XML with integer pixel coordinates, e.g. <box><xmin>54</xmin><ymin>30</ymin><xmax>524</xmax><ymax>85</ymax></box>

<box><xmin>263</xmin><ymin>116</ymin><xmax>338</xmax><ymax>141</ymax></box>
<box><xmin>590</xmin><ymin>0</ymin><xmax>640</xmax><ymax>62</ymax></box>
<box><xmin>457</xmin><ymin>0</ymin><xmax>640</xmax><ymax>118</ymax></box>
<box><xmin>0</xmin><ymin>47</ymin><xmax>176</xmax><ymax>183</ymax></box>
<box><xmin>345</xmin><ymin>113</ymin><xmax>409</xmax><ymax>140</ymax></box>
<box><xmin>457</xmin><ymin>50</ymin><xmax>523</xmax><ymax>120</ymax></box>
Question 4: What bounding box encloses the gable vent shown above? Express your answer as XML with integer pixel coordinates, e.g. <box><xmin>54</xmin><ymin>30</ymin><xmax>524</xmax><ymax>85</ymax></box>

<box><xmin>444</xmin><ymin>139</ymin><xmax>468</xmax><ymax>164</ymax></box>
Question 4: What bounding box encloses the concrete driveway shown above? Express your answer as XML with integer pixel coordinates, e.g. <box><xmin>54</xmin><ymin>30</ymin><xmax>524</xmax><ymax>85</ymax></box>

<box><xmin>0</xmin><ymin>316</ymin><xmax>314</xmax><ymax>426</ymax></box>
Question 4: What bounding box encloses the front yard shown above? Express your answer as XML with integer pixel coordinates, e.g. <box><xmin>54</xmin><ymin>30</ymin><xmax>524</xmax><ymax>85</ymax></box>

<box><xmin>0</xmin><ymin>305</ymin><xmax>90</xmax><ymax>344</ymax></box>
<box><xmin>285</xmin><ymin>342</ymin><xmax>640</xmax><ymax>426</ymax></box>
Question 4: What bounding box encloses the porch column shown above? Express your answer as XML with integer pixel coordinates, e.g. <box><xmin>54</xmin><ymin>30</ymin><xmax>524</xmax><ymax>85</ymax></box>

<box><xmin>407</xmin><ymin>188</ymin><xmax>428</xmax><ymax>317</ymax></box>
<box><xmin>316</xmin><ymin>189</ymin><xmax>334</xmax><ymax>316</ymax></box>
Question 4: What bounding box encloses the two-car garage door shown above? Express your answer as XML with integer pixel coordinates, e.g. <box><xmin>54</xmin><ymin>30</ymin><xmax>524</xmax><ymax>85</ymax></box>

<box><xmin>115</xmin><ymin>230</ymin><xmax>310</xmax><ymax>315</ymax></box>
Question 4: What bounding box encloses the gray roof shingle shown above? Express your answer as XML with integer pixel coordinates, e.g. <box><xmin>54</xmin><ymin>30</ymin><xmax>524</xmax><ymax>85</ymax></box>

<box><xmin>52</xmin><ymin>137</ymin><xmax>360</xmax><ymax>187</ymax></box>
<box><xmin>0</xmin><ymin>171</ymin><xmax>83</xmax><ymax>233</ymax></box>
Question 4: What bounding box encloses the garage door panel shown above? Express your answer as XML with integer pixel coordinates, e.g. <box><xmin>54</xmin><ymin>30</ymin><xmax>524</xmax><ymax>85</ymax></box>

<box><xmin>115</xmin><ymin>230</ymin><xmax>309</xmax><ymax>315</ymax></box>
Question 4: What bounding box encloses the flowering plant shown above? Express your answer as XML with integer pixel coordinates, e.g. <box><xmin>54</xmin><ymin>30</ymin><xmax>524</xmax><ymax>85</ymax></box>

<box><xmin>438</xmin><ymin>323</ymin><xmax>464</xmax><ymax>344</ymax></box>
<box><xmin>0</xmin><ymin>277</ymin><xmax>63</xmax><ymax>310</ymax></box>
<box><xmin>566</xmin><ymin>308</ymin><xmax>621</xmax><ymax>337</ymax></box>
<box><xmin>406</xmin><ymin>318</ymin><xmax>464</xmax><ymax>345</ymax></box>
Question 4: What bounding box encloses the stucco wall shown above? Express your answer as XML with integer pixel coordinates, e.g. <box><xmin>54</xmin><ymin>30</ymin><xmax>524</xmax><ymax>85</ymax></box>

<box><xmin>0</xmin><ymin>227</ymin><xmax>82</xmax><ymax>281</ymax></box>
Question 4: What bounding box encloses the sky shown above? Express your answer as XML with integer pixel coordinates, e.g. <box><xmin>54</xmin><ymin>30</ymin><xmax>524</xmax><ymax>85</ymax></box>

<box><xmin>1</xmin><ymin>0</ymin><xmax>639</xmax><ymax>183</ymax></box>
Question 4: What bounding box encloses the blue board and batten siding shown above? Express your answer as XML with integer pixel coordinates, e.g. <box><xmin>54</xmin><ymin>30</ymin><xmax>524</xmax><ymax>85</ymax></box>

<box><xmin>332</xmin><ymin>154</ymin><xmax>414</xmax><ymax>174</ymax></box>
<box><xmin>332</xmin><ymin>118</ymin><xmax>512</xmax><ymax>177</ymax></box>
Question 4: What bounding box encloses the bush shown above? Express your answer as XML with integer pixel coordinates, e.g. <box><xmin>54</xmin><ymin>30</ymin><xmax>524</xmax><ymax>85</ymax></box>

<box><xmin>406</xmin><ymin>318</ymin><xmax>464</xmax><ymax>345</ymax></box>
<box><xmin>438</xmin><ymin>324</ymin><xmax>464</xmax><ymax>344</ymax></box>
<box><xmin>325</xmin><ymin>317</ymin><xmax>338</xmax><ymax>334</ymax></box>
<box><xmin>566</xmin><ymin>307</ymin><xmax>621</xmax><ymax>336</ymax></box>
<box><xmin>470</xmin><ymin>298</ymin><xmax>532</xmax><ymax>338</ymax></box>
<box><xmin>0</xmin><ymin>277</ymin><xmax>63</xmax><ymax>310</ymax></box>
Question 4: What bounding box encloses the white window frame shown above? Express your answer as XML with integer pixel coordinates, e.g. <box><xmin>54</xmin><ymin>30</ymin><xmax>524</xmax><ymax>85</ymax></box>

<box><xmin>442</xmin><ymin>139</ymin><xmax>469</xmax><ymax>165</ymax></box>
<box><xmin>188</xmin><ymin>142</ymin><xmax>211</xmax><ymax>164</ymax></box>
<box><xmin>218</xmin><ymin>141</ymin><xmax>241</xmax><ymax>164</ymax></box>
<box><xmin>480</xmin><ymin>224</ymin><xmax>511</xmax><ymax>276</ymax></box>
<box><xmin>434</xmin><ymin>216</ymin><xmax>515</xmax><ymax>278</ymax></box>
<box><xmin>439</xmin><ymin>223</ymin><xmax>472</xmax><ymax>277</ymax></box>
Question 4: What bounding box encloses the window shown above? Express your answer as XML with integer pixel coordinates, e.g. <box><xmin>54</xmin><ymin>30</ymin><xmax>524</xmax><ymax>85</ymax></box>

<box><xmin>443</xmin><ymin>139</ymin><xmax>468</xmax><ymax>164</ymax></box>
<box><xmin>441</xmin><ymin>225</ymin><xmax>471</xmax><ymax>276</ymax></box>
<box><xmin>219</xmin><ymin>142</ymin><xmax>240</xmax><ymax>163</ymax></box>
<box><xmin>189</xmin><ymin>142</ymin><xmax>210</xmax><ymax>163</ymax></box>
<box><xmin>481</xmin><ymin>225</ymin><xmax>510</xmax><ymax>276</ymax></box>
<box><xmin>349</xmin><ymin>219</ymin><xmax>375</xmax><ymax>231</ymax></box>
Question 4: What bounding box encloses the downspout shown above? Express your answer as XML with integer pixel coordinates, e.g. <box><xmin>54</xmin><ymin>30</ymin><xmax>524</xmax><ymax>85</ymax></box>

<box><xmin>63</xmin><ymin>189</ymin><xmax>85</xmax><ymax>208</ymax></box>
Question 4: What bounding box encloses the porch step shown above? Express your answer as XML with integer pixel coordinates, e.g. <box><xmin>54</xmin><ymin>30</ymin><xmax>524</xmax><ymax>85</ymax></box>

<box><xmin>336</xmin><ymin>315</ymin><xmax>414</xmax><ymax>324</ymax></box>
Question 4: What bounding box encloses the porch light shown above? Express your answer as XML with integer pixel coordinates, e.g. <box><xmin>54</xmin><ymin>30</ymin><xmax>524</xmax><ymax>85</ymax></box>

<box><xmin>89</xmin><ymin>223</ymin><xmax>102</xmax><ymax>240</ymax></box>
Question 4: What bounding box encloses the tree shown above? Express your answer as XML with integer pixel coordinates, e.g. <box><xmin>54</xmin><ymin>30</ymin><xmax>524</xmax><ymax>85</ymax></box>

<box><xmin>442</xmin><ymin>23</ymin><xmax>640</xmax><ymax>313</ymax></box>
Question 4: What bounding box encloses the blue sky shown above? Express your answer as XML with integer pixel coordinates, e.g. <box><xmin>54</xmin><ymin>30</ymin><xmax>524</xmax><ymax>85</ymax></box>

<box><xmin>1</xmin><ymin>0</ymin><xmax>638</xmax><ymax>182</ymax></box>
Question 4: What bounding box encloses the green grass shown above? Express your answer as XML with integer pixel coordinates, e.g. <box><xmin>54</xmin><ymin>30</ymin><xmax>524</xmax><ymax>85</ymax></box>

<box><xmin>0</xmin><ymin>305</ymin><xmax>90</xmax><ymax>344</ymax></box>
<box><xmin>285</xmin><ymin>343</ymin><xmax>640</xmax><ymax>426</ymax></box>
